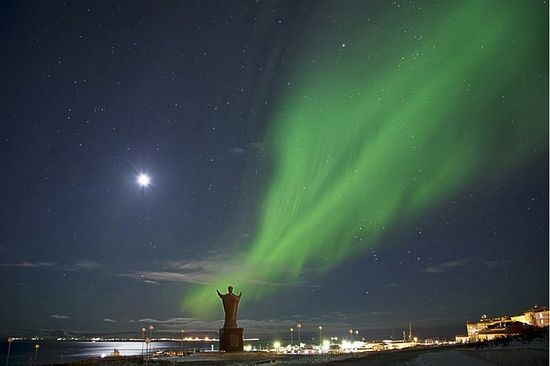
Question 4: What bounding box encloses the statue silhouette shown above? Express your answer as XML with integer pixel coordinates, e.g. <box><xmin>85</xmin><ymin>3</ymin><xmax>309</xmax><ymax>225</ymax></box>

<box><xmin>217</xmin><ymin>286</ymin><xmax>242</xmax><ymax>329</ymax></box>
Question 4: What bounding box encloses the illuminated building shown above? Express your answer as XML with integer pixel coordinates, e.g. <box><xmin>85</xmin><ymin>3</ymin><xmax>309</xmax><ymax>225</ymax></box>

<box><xmin>454</xmin><ymin>335</ymin><xmax>469</xmax><ymax>344</ymax></box>
<box><xmin>459</xmin><ymin>305</ymin><xmax>548</xmax><ymax>342</ymax></box>
<box><xmin>477</xmin><ymin>322</ymin><xmax>536</xmax><ymax>341</ymax></box>
<box><xmin>522</xmin><ymin>306</ymin><xmax>549</xmax><ymax>327</ymax></box>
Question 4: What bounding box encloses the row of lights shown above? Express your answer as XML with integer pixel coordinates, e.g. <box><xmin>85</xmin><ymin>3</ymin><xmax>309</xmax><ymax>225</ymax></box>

<box><xmin>287</xmin><ymin>325</ymin><xmax>361</xmax><ymax>347</ymax></box>
<box><xmin>288</xmin><ymin>323</ymin><xmax>335</xmax><ymax>346</ymax></box>
<box><xmin>5</xmin><ymin>324</ymin><xmax>359</xmax><ymax>364</ymax></box>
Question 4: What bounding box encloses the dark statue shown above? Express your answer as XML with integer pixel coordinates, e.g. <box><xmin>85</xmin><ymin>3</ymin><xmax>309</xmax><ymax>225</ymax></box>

<box><xmin>217</xmin><ymin>285</ymin><xmax>244</xmax><ymax>352</ymax></box>
<box><xmin>217</xmin><ymin>285</ymin><xmax>242</xmax><ymax>328</ymax></box>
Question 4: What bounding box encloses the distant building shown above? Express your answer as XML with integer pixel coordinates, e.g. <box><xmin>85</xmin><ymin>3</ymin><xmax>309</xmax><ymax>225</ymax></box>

<box><xmin>523</xmin><ymin>306</ymin><xmax>549</xmax><ymax>327</ymax></box>
<box><xmin>466</xmin><ymin>314</ymin><xmax>509</xmax><ymax>341</ymax></box>
<box><xmin>459</xmin><ymin>306</ymin><xmax>548</xmax><ymax>343</ymax></box>
<box><xmin>455</xmin><ymin>334</ymin><xmax>469</xmax><ymax>343</ymax></box>
<box><xmin>476</xmin><ymin>321</ymin><xmax>536</xmax><ymax>342</ymax></box>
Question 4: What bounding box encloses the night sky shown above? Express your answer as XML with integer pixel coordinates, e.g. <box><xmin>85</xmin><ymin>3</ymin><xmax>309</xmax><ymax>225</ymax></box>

<box><xmin>0</xmin><ymin>1</ymin><xmax>548</xmax><ymax>340</ymax></box>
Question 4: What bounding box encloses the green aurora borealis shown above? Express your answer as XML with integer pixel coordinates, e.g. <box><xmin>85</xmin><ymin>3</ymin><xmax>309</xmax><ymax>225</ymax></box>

<box><xmin>185</xmin><ymin>0</ymin><xmax>548</xmax><ymax>315</ymax></box>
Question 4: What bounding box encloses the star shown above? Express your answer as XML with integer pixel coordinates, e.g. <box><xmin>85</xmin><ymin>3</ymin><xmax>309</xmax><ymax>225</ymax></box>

<box><xmin>137</xmin><ymin>173</ymin><xmax>151</xmax><ymax>187</ymax></box>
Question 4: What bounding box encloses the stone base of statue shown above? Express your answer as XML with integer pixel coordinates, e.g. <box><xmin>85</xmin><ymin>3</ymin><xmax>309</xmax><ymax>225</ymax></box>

<box><xmin>219</xmin><ymin>327</ymin><xmax>244</xmax><ymax>352</ymax></box>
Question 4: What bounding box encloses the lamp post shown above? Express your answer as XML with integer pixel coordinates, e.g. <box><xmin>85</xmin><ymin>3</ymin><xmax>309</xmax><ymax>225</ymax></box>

<box><xmin>5</xmin><ymin>337</ymin><xmax>13</xmax><ymax>366</ymax></box>
<box><xmin>289</xmin><ymin>328</ymin><xmax>294</xmax><ymax>347</ymax></box>
<box><xmin>141</xmin><ymin>327</ymin><xmax>146</xmax><ymax>358</ymax></box>
<box><xmin>148</xmin><ymin>325</ymin><xmax>154</xmax><ymax>356</ymax></box>
<box><xmin>296</xmin><ymin>323</ymin><xmax>302</xmax><ymax>350</ymax></box>
<box><xmin>348</xmin><ymin>329</ymin><xmax>353</xmax><ymax>341</ymax></box>
<box><xmin>34</xmin><ymin>344</ymin><xmax>39</xmax><ymax>366</ymax></box>
<box><xmin>318</xmin><ymin>326</ymin><xmax>323</xmax><ymax>350</ymax></box>
<box><xmin>144</xmin><ymin>338</ymin><xmax>151</xmax><ymax>366</ymax></box>
<box><xmin>355</xmin><ymin>330</ymin><xmax>359</xmax><ymax>342</ymax></box>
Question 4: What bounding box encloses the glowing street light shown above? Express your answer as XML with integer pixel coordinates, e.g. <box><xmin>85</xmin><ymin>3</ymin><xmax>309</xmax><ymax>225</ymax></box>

<box><xmin>148</xmin><ymin>325</ymin><xmax>154</xmax><ymax>357</ymax></box>
<box><xmin>355</xmin><ymin>330</ymin><xmax>359</xmax><ymax>342</ymax></box>
<box><xmin>318</xmin><ymin>326</ymin><xmax>323</xmax><ymax>349</ymax></box>
<box><xmin>6</xmin><ymin>337</ymin><xmax>13</xmax><ymax>366</ymax></box>
<box><xmin>34</xmin><ymin>344</ymin><xmax>39</xmax><ymax>366</ymax></box>
<box><xmin>296</xmin><ymin>323</ymin><xmax>302</xmax><ymax>349</ymax></box>
<box><xmin>348</xmin><ymin>329</ymin><xmax>353</xmax><ymax>340</ymax></box>
<box><xmin>290</xmin><ymin>327</ymin><xmax>294</xmax><ymax>347</ymax></box>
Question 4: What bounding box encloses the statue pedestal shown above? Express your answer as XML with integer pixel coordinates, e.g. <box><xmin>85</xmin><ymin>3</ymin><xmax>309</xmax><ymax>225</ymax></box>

<box><xmin>219</xmin><ymin>327</ymin><xmax>244</xmax><ymax>352</ymax></box>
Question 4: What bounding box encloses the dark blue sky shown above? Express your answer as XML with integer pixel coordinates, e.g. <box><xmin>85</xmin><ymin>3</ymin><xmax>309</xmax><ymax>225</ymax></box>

<box><xmin>0</xmin><ymin>1</ymin><xmax>547</xmax><ymax>340</ymax></box>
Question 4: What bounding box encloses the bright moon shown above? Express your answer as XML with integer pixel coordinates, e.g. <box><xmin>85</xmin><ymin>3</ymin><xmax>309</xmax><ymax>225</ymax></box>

<box><xmin>137</xmin><ymin>173</ymin><xmax>151</xmax><ymax>187</ymax></box>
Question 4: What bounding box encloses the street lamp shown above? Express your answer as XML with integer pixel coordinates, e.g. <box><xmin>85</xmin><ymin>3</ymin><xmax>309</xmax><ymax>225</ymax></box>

<box><xmin>34</xmin><ymin>344</ymin><xmax>39</xmax><ymax>366</ymax></box>
<box><xmin>290</xmin><ymin>328</ymin><xmax>294</xmax><ymax>347</ymax></box>
<box><xmin>144</xmin><ymin>338</ymin><xmax>151</xmax><ymax>366</ymax></box>
<box><xmin>296</xmin><ymin>323</ymin><xmax>302</xmax><ymax>349</ymax></box>
<box><xmin>148</xmin><ymin>325</ymin><xmax>154</xmax><ymax>356</ymax></box>
<box><xmin>6</xmin><ymin>337</ymin><xmax>13</xmax><ymax>366</ymax></box>
<box><xmin>141</xmin><ymin>328</ymin><xmax>146</xmax><ymax>358</ymax></box>
<box><xmin>318</xmin><ymin>326</ymin><xmax>323</xmax><ymax>349</ymax></box>
<box><xmin>348</xmin><ymin>329</ymin><xmax>353</xmax><ymax>341</ymax></box>
<box><xmin>355</xmin><ymin>330</ymin><xmax>359</xmax><ymax>342</ymax></box>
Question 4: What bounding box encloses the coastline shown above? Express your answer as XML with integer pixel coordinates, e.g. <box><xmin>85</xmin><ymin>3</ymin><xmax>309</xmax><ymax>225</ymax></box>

<box><xmin>50</xmin><ymin>342</ymin><xmax>549</xmax><ymax>366</ymax></box>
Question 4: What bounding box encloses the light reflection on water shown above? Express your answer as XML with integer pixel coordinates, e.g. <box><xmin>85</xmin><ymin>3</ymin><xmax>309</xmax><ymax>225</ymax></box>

<box><xmin>0</xmin><ymin>340</ymin><xmax>219</xmax><ymax>364</ymax></box>
<box><xmin>74</xmin><ymin>341</ymin><xmax>143</xmax><ymax>357</ymax></box>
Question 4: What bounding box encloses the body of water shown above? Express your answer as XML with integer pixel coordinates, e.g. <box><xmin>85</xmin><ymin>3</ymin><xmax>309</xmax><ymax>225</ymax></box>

<box><xmin>0</xmin><ymin>340</ymin><xmax>220</xmax><ymax>365</ymax></box>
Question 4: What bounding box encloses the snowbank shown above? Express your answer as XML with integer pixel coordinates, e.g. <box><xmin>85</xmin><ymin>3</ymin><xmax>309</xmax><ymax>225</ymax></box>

<box><xmin>400</xmin><ymin>347</ymin><xmax>549</xmax><ymax>366</ymax></box>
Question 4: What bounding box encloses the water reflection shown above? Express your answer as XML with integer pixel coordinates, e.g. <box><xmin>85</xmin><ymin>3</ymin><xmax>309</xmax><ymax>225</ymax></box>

<box><xmin>0</xmin><ymin>340</ymin><xmax>219</xmax><ymax>364</ymax></box>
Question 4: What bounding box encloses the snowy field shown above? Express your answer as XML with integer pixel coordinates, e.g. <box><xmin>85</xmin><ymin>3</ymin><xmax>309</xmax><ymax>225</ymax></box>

<box><xmin>401</xmin><ymin>348</ymin><xmax>549</xmax><ymax>366</ymax></box>
<box><xmin>154</xmin><ymin>345</ymin><xmax>548</xmax><ymax>366</ymax></box>
<box><xmin>330</xmin><ymin>336</ymin><xmax>549</xmax><ymax>366</ymax></box>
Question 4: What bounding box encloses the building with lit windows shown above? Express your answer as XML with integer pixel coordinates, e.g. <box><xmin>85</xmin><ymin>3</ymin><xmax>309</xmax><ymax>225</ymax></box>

<box><xmin>523</xmin><ymin>306</ymin><xmax>549</xmax><ymax>327</ymax></box>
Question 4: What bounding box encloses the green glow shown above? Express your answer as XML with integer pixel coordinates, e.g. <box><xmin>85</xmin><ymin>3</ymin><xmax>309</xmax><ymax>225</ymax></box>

<box><xmin>185</xmin><ymin>1</ymin><xmax>548</xmax><ymax>314</ymax></box>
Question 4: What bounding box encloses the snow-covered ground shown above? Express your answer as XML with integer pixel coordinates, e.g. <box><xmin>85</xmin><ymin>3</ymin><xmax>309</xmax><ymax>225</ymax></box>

<box><xmin>404</xmin><ymin>350</ymin><xmax>496</xmax><ymax>366</ymax></box>
<box><xmin>399</xmin><ymin>347</ymin><xmax>549</xmax><ymax>366</ymax></box>
<box><xmin>396</xmin><ymin>334</ymin><xmax>549</xmax><ymax>366</ymax></box>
